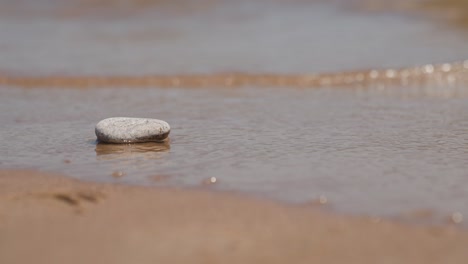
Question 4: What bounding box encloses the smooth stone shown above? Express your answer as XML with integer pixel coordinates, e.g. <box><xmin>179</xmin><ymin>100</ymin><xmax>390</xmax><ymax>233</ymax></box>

<box><xmin>95</xmin><ymin>117</ymin><xmax>170</xmax><ymax>143</ymax></box>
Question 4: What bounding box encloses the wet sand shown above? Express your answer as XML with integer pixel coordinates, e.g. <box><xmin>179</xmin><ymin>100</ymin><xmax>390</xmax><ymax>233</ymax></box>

<box><xmin>1</xmin><ymin>169</ymin><xmax>468</xmax><ymax>264</ymax></box>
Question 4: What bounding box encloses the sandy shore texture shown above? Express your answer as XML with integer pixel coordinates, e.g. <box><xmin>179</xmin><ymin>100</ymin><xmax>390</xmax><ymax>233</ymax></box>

<box><xmin>1</xmin><ymin>170</ymin><xmax>468</xmax><ymax>264</ymax></box>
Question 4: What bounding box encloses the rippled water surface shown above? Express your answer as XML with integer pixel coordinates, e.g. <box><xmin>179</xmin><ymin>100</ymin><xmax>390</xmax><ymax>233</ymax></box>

<box><xmin>2</xmin><ymin>85</ymin><xmax>468</xmax><ymax>219</ymax></box>
<box><xmin>1</xmin><ymin>0</ymin><xmax>468</xmax><ymax>221</ymax></box>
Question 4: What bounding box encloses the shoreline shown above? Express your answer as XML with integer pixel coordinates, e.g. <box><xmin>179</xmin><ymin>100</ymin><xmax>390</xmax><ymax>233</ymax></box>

<box><xmin>1</xmin><ymin>60</ymin><xmax>468</xmax><ymax>90</ymax></box>
<box><xmin>1</xmin><ymin>169</ymin><xmax>468</xmax><ymax>263</ymax></box>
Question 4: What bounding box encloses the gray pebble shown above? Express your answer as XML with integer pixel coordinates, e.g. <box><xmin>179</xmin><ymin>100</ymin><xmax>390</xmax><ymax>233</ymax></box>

<box><xmin>95</xmin><ymin>117</ymin><xmax>170</xmax><ymax>143</ymax></box>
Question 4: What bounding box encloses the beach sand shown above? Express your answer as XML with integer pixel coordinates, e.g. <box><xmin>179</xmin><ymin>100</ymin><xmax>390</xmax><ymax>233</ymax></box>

<box><xmin>1</xmin><ymin>170</ymin><xmax>468</xmax><ymax>264</ymax></box>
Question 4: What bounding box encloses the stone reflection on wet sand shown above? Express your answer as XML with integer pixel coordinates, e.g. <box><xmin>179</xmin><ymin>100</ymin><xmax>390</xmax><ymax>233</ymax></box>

<box><xmin>95</xmin><ymin>141</ymin><xmax>170</xmax><ymax>161</ymax></box>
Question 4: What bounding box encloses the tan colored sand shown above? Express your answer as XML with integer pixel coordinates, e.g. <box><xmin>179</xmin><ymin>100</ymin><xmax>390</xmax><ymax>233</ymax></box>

<box><xmin>358</xmin><ymin>0</ymin><xmax>468</xmax><ymax>29</ymax></box>
<box><xmin>1</xmin><ymin>170</ymin><xmax>468</xmax><ymax>263</ymax></box>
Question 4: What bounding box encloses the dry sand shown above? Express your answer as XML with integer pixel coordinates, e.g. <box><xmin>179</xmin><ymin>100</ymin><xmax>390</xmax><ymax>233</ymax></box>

<box><xmin>1</xmin><ymin>170</ymin><xmax>468</xmax><ymax>264</ymax></box>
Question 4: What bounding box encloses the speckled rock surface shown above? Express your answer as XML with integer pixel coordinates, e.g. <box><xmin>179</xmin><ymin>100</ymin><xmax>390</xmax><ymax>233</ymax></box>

<box><xmin>95</xmin><ymin>117</ymin><xmax>170</xmax><ymax>143</ymax></box>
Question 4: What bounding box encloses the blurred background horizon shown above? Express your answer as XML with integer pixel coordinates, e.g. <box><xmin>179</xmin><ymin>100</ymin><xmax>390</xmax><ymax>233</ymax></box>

<box><xmin>2</xmin><ymin>0</ymin><xmax>468</xmax><ymax>76</ymax></box>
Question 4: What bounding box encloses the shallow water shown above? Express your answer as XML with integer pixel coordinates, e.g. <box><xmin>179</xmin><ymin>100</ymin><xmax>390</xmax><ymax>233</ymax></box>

<box><xmin>1</xmin><ymin>0</ymin><xmax>468</xmax><ymax>222</ymax></box>
<box><xmin>2</xmin><ymin>85</ymin><xmax>468</xmax><ymax>221</ymax></box>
